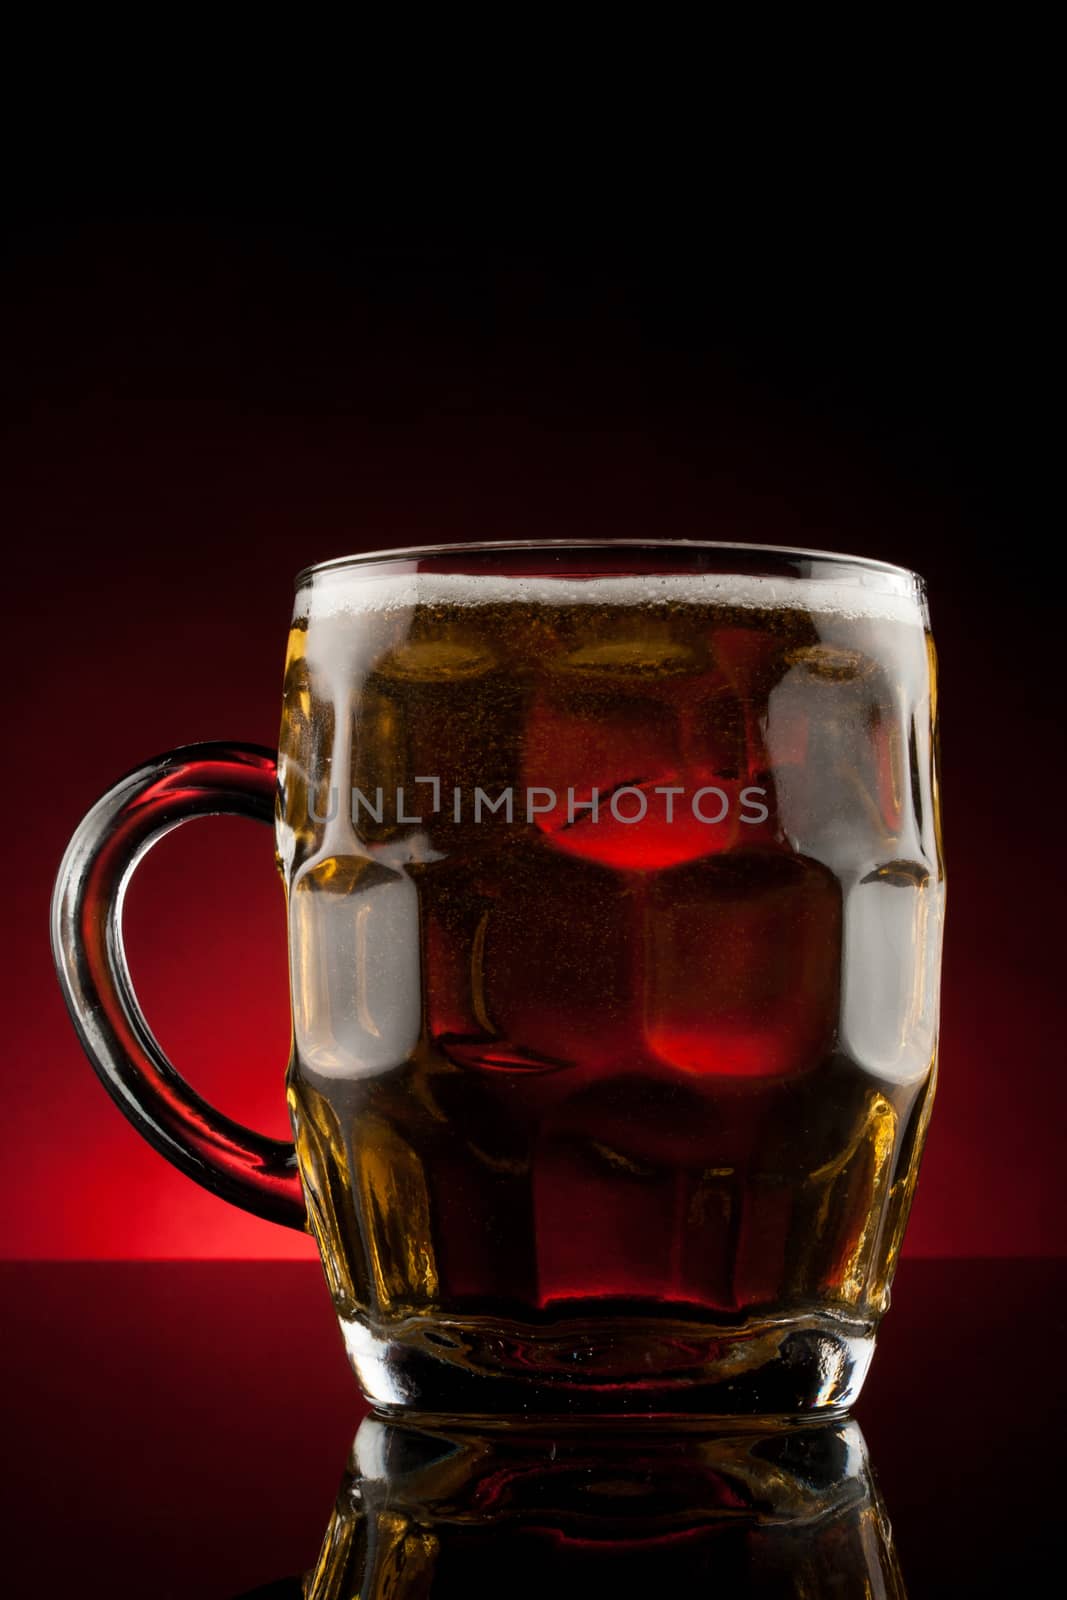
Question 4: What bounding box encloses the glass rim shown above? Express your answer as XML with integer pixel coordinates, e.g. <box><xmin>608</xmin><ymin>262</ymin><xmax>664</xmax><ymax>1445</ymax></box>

<box><xmin>294</xmin><ymin>539</ymin><xmax>924</xmax><ymax>593</ymax></box>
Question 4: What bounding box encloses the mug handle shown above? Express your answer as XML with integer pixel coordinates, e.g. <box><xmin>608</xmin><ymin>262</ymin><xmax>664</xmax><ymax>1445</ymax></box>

<box><xmin>50</xmin><ymin>741</ymin><xmax>306</xmax><ymax>1230</ymax></box>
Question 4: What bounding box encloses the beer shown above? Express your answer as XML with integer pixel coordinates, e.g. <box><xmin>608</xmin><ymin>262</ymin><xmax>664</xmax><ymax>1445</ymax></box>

<box><xmin>278</xmin><ymin>556</ymin><xmax>942</xmax><ymax>1414</ymax></box>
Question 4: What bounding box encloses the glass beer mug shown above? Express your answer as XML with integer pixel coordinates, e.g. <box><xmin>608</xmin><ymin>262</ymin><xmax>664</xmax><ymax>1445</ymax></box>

<box><xmin>52</xmin><ymin>542</ymin><xmax>944</xmax><ymax>1418</ymax></box>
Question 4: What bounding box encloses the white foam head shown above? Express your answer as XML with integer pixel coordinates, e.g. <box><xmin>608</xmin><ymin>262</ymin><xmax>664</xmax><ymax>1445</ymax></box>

<box><xmin>296</xmin><ymin>566</ymin><xmax>927</xmax><ymax>627</ymax></box>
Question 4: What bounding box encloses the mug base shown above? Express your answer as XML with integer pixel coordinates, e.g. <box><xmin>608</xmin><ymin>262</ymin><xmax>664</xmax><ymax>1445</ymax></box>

<box><xmin>339</xmin><ymin>1307</ymin><xmax>876</xmax><ymax>1420</ymax></box>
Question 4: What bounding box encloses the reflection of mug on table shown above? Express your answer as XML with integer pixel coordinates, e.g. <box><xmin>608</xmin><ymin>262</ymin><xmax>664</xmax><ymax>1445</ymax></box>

<box><xmin>306</xmin><ymin>1417</ymin><xmax>906</xmax><ymax>1598</ymax></box>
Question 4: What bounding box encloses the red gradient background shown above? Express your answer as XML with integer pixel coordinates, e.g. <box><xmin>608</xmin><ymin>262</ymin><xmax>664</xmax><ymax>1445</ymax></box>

<box><xmin>5</xmin><ymin>217</ymin><xmax>1062</xmax><ymax>1259</ymax></box>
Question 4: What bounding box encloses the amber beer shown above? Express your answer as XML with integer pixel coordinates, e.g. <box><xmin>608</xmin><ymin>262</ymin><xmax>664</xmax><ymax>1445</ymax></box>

<box><xmin>278</xmin><ymin>547</ymin><xmax>943</xmax><ymax>1415</ymax></box>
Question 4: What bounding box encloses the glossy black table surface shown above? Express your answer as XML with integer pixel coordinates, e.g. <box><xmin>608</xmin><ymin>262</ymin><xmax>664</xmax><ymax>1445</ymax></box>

<box><xmin>2</xmin><ymin>1260</ymin><xmax>1062</xmax><ymax>1597</ymax></box>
